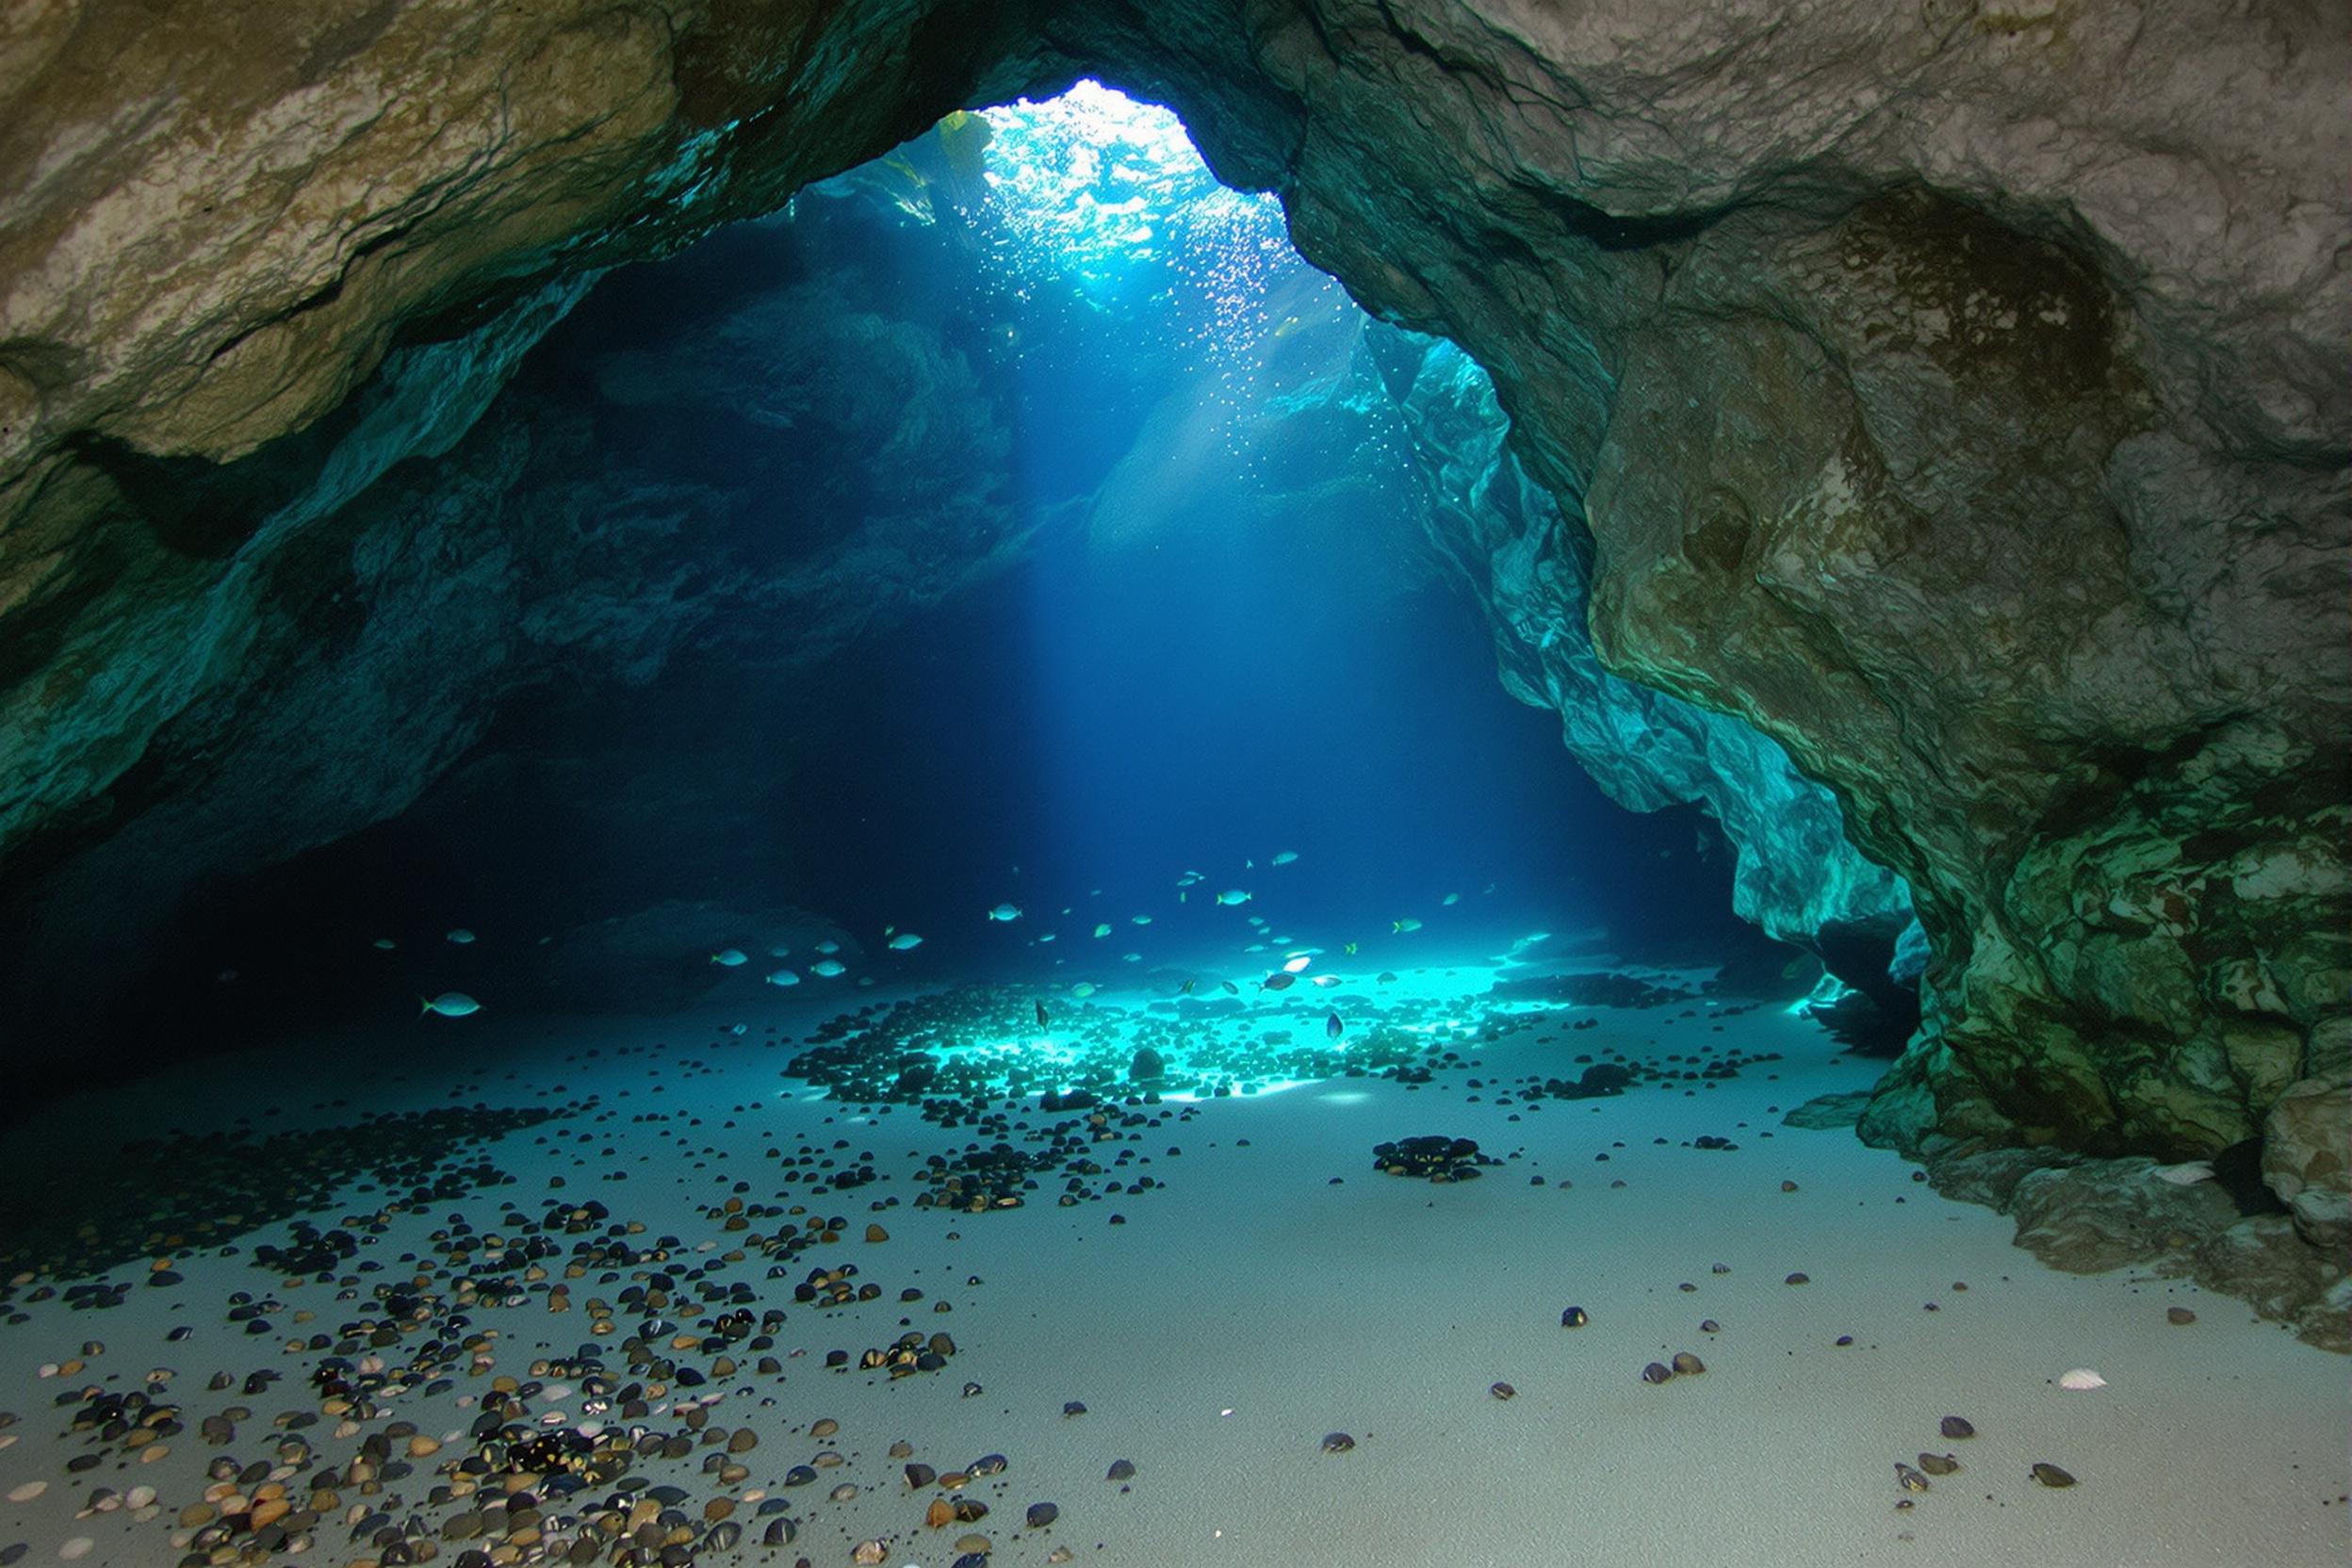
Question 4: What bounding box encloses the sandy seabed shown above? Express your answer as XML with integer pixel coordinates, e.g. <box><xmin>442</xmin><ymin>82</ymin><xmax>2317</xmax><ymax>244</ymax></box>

<box><xmin>0</xmin><ymin>957</ymin><xmax>2343</xmax><ymax>1568</ymax></box>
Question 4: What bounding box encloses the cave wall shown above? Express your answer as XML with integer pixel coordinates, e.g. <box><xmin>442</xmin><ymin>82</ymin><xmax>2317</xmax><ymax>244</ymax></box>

<box><xmin>0</xmin><ymin>4</ymin><xmax>2344</xmax><ymax>1309</ymax></box>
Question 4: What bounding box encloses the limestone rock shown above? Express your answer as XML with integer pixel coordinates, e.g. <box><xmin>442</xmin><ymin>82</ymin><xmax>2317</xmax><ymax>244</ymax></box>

<box><xmin>2263</xmin><ymin>1077</ymin><xmax>2352</xmax><ymax>1250</ymax></box>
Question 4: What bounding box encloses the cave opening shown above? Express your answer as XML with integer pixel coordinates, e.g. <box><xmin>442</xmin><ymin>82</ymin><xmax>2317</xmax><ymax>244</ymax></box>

<box><xmin>0</xmin><ymin>26</ymin><xmax>2342</xmax><ymax>1566</ymax></box>
<box><xmin>34</xmin><ymin>81</ymin><xmax>1827</xmax><ymax>1078</ymax></box>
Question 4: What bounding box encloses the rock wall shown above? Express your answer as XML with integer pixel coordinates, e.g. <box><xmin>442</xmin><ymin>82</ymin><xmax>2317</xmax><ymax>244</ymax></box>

<box><xmin>0</xmin><ymin>4</ymin><xmax>2344</xmax><ymax>1321</ymax></box>
<box><xmin>1379</xmin><ymin>329</ymin><xmax>1913</xmax><ymax>955</ymax></box>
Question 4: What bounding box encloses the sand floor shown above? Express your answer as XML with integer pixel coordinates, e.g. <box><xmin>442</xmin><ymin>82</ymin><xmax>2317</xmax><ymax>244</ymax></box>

<box><xmin>0</xmin><ymin>959</ymin><xmax>2343</xmax><ymax>1568</ymax></box>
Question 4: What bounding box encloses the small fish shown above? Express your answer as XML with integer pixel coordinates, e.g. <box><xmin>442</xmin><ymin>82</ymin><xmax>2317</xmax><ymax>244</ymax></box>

<box><xmin>1216</xmin><ymin>890</ymin><xmax>1251</xmax><ymax>906</ymax></box>
<box><xmin>1180</xmin><ymin>979</ymin><xmax>1196</xmax><ymax>994</ymax></box>
<box><xmin>1442</xmin><ymin>892</ymin><xmax>1461</xmax><ymax>906</ymax></box>
<box><xmin>1393</xmin><ymin>919</ymin><xmax>1422</xmax><ymax>933</ymax></box>
<box><xmin>1036</xmin><ymin>1000</ymin><xmax>1050</xmax><ymax>1029</ymax></box>
<box><xmin>446</xmin><ymin>928</ymin><xmax>476</xmax><ymax>945</ymax></box>
<box><xmin>1310</xmin><ymin>974</ymin><xmax>1340</xmax><ymax>988</ymax></box>
<box><xmin>768</xmin><ymin>944</ymin><xmax>792</xmax><ymax>957</ymax></box>
<box><xmin>371</xmin><ymin>938</ymin><xmax>397</xmax><ymax>951</ymax></box>
<box><xmin>2057</xmin><ymin>1369</ymin><xmax>2107</xmax><ymax>1391</ymax></box>
<box><xmin>988</xmin><ymin>904</ymin><xmax>1022</xmax><ymax>922</ymax></box>
<box><xmin>1282</xmin><ymin>955</ymin><xmax>1312</xmax><ymax>974</ymax></box>
<box><xmin>1122</xmin><ymin>952</ymin><xmax>1142</xmax><ymax>962</ymax></box>
<box><xmin>886</xmin><ymin>932</ymin><xmax>923</xmax><ymax>950</ymax></box>
<box><xmin>765</xmin><ymin>969</ymin><xmax>801</xmax><ymax>987</ymax></box>
<box><xmin>2151</xmin><ymin>1160</ymin><xmax>2214</xmax><ymax>1186</ymax></box>
<box><xmin>1326</xmin><ymin>1010</ymin><xmax>1343</xmax><ymax>1040</ymax></box>
<box><xmin>1131</xmin><ymin>914</ymin><xmax>1152</xmax><ymax>925</ymax></box>
<box><xmin>1261</xmin><ymin>972</ymin><xmax>1297</xmax><ymax>991</ymax></box>
<box><xmin>1271</xmin><ymin>851</ymin><xmax>1299</xmax><ymax>866</ymax></box>
<box><xmin>815</xmin><ymin>939</ymin><xmax>841</xmax><ymax>955</ymax></box>
<box><xmin>420</xmin><ymin>991</ymin><xmax>481</xmax><ymax>1019</ymax></box>
<box><xmin>711</xmin><ymin>948</ymin><xmax>748</xmax><ymax>967</ymax></box>
<box><xmin>1220</xmin><ymin>980</ymin><xmax>1240</xmax><ymax>995</ymax></box>
<box><xmin>1093</xmin><ymin>923</ymin><xmax>1113</xmax><ymax>939</ymax></box>
<box><xmin>1344</xmin><ymin>941</ymin><xmax>1358</xmax><ymax>956</ymax></box>
<box><xmin>1070</xmin><ymin>982</ymin><xmax>1097</xmax><ymax>998</ymax></box>
<box><xmin>809</xmin><ymin>958</ymin><xmax>847</xmax><ymax>977</ymax></box>
<box><xmin>1038</xmin><ymin>932</ymin><xmax>1056</xmax><ymax>942</ymax></box>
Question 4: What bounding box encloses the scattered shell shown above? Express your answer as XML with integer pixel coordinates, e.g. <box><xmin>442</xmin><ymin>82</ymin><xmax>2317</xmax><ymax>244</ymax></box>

<box><xmin>1560</xmin><ymin>1306</ymin><xmax>1589</xmax><ymax>1328</ymax></box>
<box><xmin>2166</xmin><ymin>1307</ymin><xmax>2197</xmax><ymax>1326</ymax></box>
<box><xmin>2031</xmin><ymin>1462</ymin><xmax>2078</xmax><ymax>1488</ymax></box>
<box><xmin>1640</xmin><ymin>1363</ymin><xmax>1674</xmax><ymax>1385</ymax></box>
<box><xmin>1489</xmin><ymin>1381</ymin><xmax>1516</xmax><ymax>1400</ymax></box>
<box><xmin>1918</xmin><ymin>1453</ymin><xmax>1960</xmax><ymax>1476</ymax></box>
<box><xmin>1320</xmin><ymin>1432</ymin><xmax>1356</xmax><ymax>1454</ymax></box>
<box><xmin>2057</xmin><ymin>1368</ymin><xmax>2107</xmax><ymax>1392</ymax></box>
<box><xmin>1895</xmin><ymin>1462</ymin><xmax>1930</xmax><ymax>1493</ymax></box>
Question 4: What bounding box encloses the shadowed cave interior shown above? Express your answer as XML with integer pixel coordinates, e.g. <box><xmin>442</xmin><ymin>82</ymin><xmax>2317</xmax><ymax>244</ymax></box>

<box><xmin>0</xmin><ymin>8</ymin><xmax>2344</xmax><ymax>1568</ymax></box>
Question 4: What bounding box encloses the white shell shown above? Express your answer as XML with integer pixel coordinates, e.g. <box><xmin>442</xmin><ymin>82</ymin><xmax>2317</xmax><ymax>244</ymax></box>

<box><xmin>2058</xmin><ymin>1368</ymin><xmax>2108</xmax><ymax>1391</ymax></box>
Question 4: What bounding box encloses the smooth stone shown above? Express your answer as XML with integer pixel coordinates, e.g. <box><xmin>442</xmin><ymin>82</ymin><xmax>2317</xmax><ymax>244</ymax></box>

<box><xmin>1319</xmin><ymin>1432</ymin><xmax>1355</xmax><ymax>1454</ymax></box>
<box><xmin>2031</xmin><ymin>1462</ymin><xmax>2078</xmax><ymax>1488</ymax></box>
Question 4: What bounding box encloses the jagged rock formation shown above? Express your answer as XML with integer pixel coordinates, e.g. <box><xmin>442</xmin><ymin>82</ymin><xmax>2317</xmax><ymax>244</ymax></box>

<box><xmin>1382</xmin><ymin>330</ymin><xmax>1914</xmax><ymax>956</ymax></box>
<box><xmin>0</xmin><ymin>4</ymin><xmax>2343</xmax><ymax>1334</ymax></box>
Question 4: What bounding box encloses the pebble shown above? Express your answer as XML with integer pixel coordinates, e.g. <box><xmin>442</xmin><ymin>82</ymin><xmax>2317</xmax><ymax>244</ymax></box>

<box><xmin>1640</xmin><ymin>1363</ymin><xmax>1673</xmax><ymax>1385</ymax></box>
<box><xmin>1670</xmin><ymin>1351</ymin><xmax>1705</xmax><ymax>1376</ymax></box>
<box><xmin>2167</xmin><ymin>1307</ymin><xmax>2197</xmax><ymax>1326</ymax></box>
<box><xmin>1918</xmin><ymin>1453</ymin><xmax>1960</xmax><ymax>1476</ymax></box>
<box><xmin>1489</xmin><ymin>1382</ymin><xmax>1515</xmax><ymax>1400</ymax></box>
<box><xmin>2031</xmin><ymin>1462</ymin><xmax>2077</xmax><ymax>1488</ymax></box>
<box><xmin>1560</xmin><ymin>1307</ymin><xmax>1589</xmax><ymax>1328</ymax></box>
<box><xmin>1105</xmin><ymin>1460</ymin><xmax>1135</xmax><ymax>1482</ymax></box>
<box><xmin>1939</xmin><ymin>1415</ymin><xmax>1975</xmax><ymax>1439</ymax></box>
<box><xmin>1320</xmin><ymin>1432</ymin><xmax>1356</xmax><ymax>1453</ymax></box>
<box><xmin>57</xmin><ymin>1544</ymin><xmax>92</xmax><ymax>1563</ymax></box>
<box><xmin>1784</xmin><ymin>1272</ymin><xmax>1810</xmax><ymax>1285</ymax></box>
<box><xmin>1025</xmin><ymin>1502</ymin><xmax>1059</xmax><ymax>1527</ymax></box>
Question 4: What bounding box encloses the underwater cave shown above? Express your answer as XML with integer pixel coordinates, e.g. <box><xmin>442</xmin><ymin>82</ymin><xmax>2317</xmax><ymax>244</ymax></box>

<box><xmin>0</xmin><ymin>8</ymin><xmax>2344</xmax><ymax>1568</ymax></box>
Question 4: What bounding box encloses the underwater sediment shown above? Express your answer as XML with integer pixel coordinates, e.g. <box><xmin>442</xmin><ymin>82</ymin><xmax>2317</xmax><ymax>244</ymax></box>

<box><xmin>0</xmin><ymin>5</ymin><xmax>2344</xmax><ymax>1563</ymax></box>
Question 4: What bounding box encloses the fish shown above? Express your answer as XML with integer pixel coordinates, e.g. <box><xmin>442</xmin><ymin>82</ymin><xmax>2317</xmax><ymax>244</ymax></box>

<box><xmin>988</xmin><ymin>904</ymin><xmax>1022</xmax><ymax>922</ymax></box>
<box><xmin>1180</xmin><ymin>979</ymin><xmax>1196</xmax><ymax>994</ymax></box>
<box><xmin>1036</xmin><ymin>1000</ymin><xmax>1050</xmax><ymax>1029</ymax></box>
<box><xmin>768</xmin><ymin>944</ymin><xmax>792</xmax><ymax>957</ymax></box>
<box><xmin>1038</xmin><ymin>933</ymin><xmax>1056</xmax><ymax>942</ymax></box>
<box><xmin>1326</xmin><ymin>1010</ymin><xmax>1343</xmax><ymax>1040</ymax></box>
<box><xmin>446</xmin><ymin>928</ymin><xmax>476</xmax><ymax>945</ymax></box>
<box><xmin>1282</xmin><ymin>955</ymin><xmax>1312</xmax><ymax>974</ymax></box>
<box><xmin>1217</xmin><ymin>890</ymin><xmax>1251</xmax><ymax>906</ymax></box>
<box><xmin>1122</xmin><ymin>952</ymin><xmax>1142</xmax><ymax>962</ymax></box>
<box><xmin>1070</xmin><ymin>982</ymin><xmax>1098</xmax><ymax>998</ymax></box>
<box><xmin>1093</xmin><ymin>923</ymin><xmax>1113</xmax><ymax>939</ymax></box>
<box><xmin>420</xmin><ymin>992</ymin><xmax>481</xmax><ymax>1018</ymax></box>
<box><xmin>810</xmin><ymin>959</ymin><xmax>847</xmax><ymax>977</ymax></box>
<box><xmin>371</xmin><ymin>938</ymin><xmax>397</xmax><ymax>951</ymax></box>
<box><xmin>1271</xmin><ymin>851</ymin><xmax>1299</xmax><ymax>865</ymax></box>
<box><xmin>2152</xmin><ymin>1160</ymin><xmax>2215</xmax><ymax>1186</ymax></box>
<box><xmin>1220</xmin><ymin>980</ymin><xmax>1240</xmax><ymax>995</ymax></box>
<box><xmin>2057</xmin><ymin>1369</ymin><xmax>2107</xmax><ymax>1391</ymax></box>
<box><xmin>1261</xmin><ymin>972</ymin><xmax>1297</xmax><ymax>991</ymax></box>
<box><xmin>1310</xmin><ymin>974</ymin><xmax>1341</xmax><ymax>988</ymax></box>
<box><xmin>765</xmin><ymin>970</ymin><xmax>801</xmax><ymax>987</ymax></box>
<box><xmin>1377</xmin><ymin>971</ymin><xmax>1398</xmax><ymax>983</ymax></box>
<box><xmin>815</xmin><ymin>940</ymin><xmax>841</xmax><ymax>955</ymax></box>
<box><xmin>1442</xmin><ymin>892</ymin><xmax>1461</xmax><ymax>906</ymax></box>
<box><xmin>1131</xmin><ymin>914</ymin><xmax>1152</xmax><ymax>925</ymax></box>
<box><xmin>1393</xmin><ymin>919</ymin><xmax>1422</xmax><ymax>933</ymax></box>
<box><xmin>1344</xmin><ymin>941</ymin><xmax>1358</xmax><ymax>956</ymax></box>
<box><xmin>886</xmin><ymin>933</ymin><xmax>923</xmax><ymax>950</ymax></box>
<box><xmin>711</xmin><ymin>948</ymin><xmax>748</xmax><ymax>967</ymax></box>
